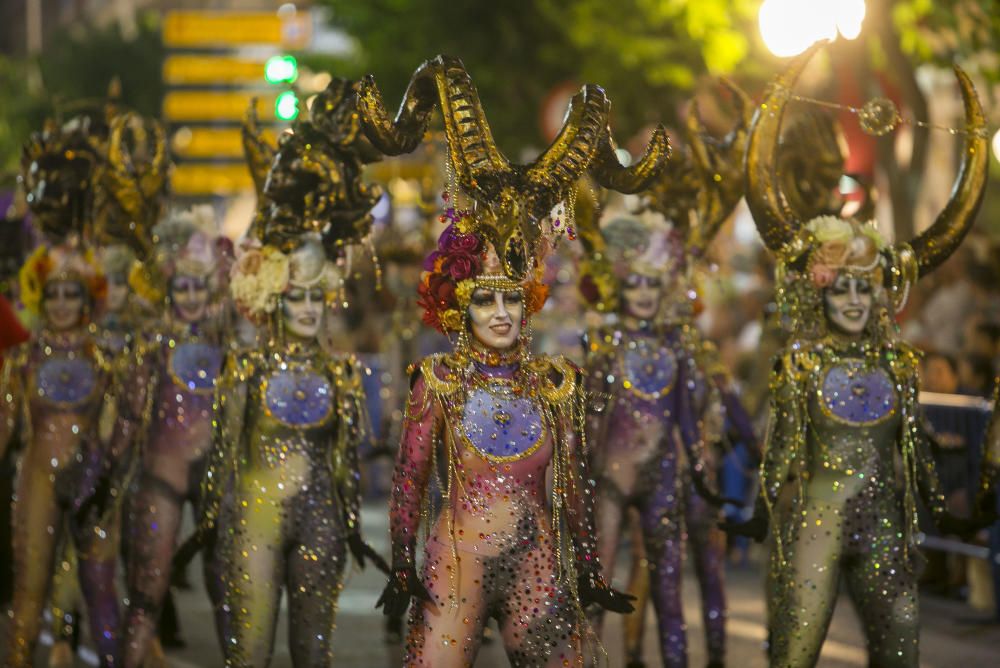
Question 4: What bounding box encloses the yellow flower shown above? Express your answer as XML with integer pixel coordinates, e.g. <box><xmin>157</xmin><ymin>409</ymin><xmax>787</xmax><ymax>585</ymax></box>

<box><xmin>455</xmin><ymin>279</ymin><xmax>476</xmax><ymax>307</ymax></box>
<box><xmin>440</xmin><ymin>308</ymin><xmax>463</xmax><ymax>331</ymax></box>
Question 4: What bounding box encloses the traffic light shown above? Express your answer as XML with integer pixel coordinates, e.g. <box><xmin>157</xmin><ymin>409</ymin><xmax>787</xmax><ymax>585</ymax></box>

<box><xmin>264</xmin><ymin>54</ymin><xmax>298</xmax><ymax>84</ymax></box>
<box><xmin>275</xmin><ymin>90</ymin><xmax>299</xmax><ymax>121</ymax></box>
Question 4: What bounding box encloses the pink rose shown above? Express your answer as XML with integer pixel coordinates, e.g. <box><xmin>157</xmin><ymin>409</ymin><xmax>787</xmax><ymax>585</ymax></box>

<box><xmin>810</xmin><ymin>264</ymin><xmax>836</xmax><ymax>288</ymax></box>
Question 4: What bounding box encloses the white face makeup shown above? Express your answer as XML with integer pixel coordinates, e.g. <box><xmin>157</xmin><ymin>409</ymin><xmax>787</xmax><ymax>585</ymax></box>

<box><xmin>42</xmin><ymin>279</ymin><xmax>86</xmax><ymax>331</ymax></box>
<box><xmin>824</xmin><ymin>272</ymin><xmax>873</xmax><ymax>337</ymax></box>
<box><xmin>170</xmin><ymin>273</ymin><xmax>210</xmax><ymax>324</ymax></box>
<box><xmin>105</xmin><ymin>272</ymin><xmax>129</xmax><ymax>313</ymax></box>
<box><xmin>468</xmin><ymin>288</ymin><xmax>523</xmax><ymax>351</ymax></box>
<box><xmin>621</xmin><ymin>272</ymin><xmax>662</xmax><ymax>320</ymax></box>
<box><xmin>282</xmin><ymin>286</ymin><xmax>325</xmax><ymax>340</ymax></box>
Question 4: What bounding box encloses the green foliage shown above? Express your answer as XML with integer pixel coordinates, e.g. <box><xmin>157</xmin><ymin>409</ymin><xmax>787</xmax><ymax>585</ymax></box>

<box><xmin>893</xmin><ymin>0</ymin><xmax>1000</xmax><ymax>81</ymax></box>
<box><xmin>317</xmin><ymin>0</ymin><xmax>768</xmax><ymax>153</ymax></box>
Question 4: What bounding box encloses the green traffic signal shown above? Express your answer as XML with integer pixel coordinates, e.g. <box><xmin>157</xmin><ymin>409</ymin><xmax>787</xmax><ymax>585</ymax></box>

<box><xmin>275</xmin><ymin>90</ymin><xmax>299</xmax><ymax>121</ymax></box>
<box><xmin>264</xmin><ymin>55</ymin><xmax>298</xmax><ymax>84</ymax></box>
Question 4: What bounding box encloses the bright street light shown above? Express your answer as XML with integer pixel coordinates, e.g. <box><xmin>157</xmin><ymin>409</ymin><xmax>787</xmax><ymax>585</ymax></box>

<box><xmin>759</xmin><ymin>0</ymin><xmax>865</xmax><ymax>58</ymax></box>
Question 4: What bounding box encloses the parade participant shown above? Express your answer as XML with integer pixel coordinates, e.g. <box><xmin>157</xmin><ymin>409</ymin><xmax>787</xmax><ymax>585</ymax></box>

<box><xmin>359</xmin><ymin>55</ymin><xmax>669</xmax><ymax>666</ymax></box>
<box><xmin>578</xmin><ymin>89</ymin><xmax>757</xmax><ymax>668</ymax></box>
<box><xmin>723</xmin><ymin>47</ymin><xmax>987</xmax><ymax>667</ymax></box>
<box><xmin>1</xmin><ymin>120</ymin><xmax>121</xmax><ymax>667</ymax></box>
<box><xmin>183</xmin><ymin>79</ymin><xmax>387</xmax><ymax>667</ymax></box>
<box><xmin>116</xmin><ymin>202</ymin><xmax>232</xmax><ymax>667</ymax></box>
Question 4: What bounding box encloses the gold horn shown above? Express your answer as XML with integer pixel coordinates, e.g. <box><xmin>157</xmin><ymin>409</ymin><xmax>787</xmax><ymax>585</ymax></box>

<box><xmin>906</xmin><ymin>65</ymin><xmax>987</xmax><ymax>277</ymax></box>
<box><xmin>242</xmin><ymin>99</ymin><xmax>277</xmax><ymax>200</ymax></box>
<box><xmin>590</xmin><ymin>123</ymin><xmax>671</xmax><ymax>193</ymax></box>
<box><xmin>525</xmin><ymin>85</ymin><xmax>610</xmax><ymax>212</ymax></box>
<box><xmin>356</xmin><ymin>59</ymin><xmax>439</xmax><ymax>156</ymax></box>
<box><xmin>744</xmin><ymin>44</ymin><xmax>821</xmax><ymax>252</ymax></box>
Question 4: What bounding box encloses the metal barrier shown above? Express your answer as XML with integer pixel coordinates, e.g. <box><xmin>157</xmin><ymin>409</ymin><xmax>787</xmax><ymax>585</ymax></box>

<box><xmin>918</xmin><ymin>391</ymin><xmax>998</xmax><ymax>617</ymax></box>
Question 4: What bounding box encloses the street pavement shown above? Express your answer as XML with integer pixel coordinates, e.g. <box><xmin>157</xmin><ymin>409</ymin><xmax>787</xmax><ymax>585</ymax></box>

<box><xmin>8</xmin><ymin>502</ymin><xmax>1000</xmax><ymax>667</ymax></box>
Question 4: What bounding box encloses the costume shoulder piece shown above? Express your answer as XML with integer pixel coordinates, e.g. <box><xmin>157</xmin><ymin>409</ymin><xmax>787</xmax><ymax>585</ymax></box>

<box><xmin>221</xmin><ymin>348</ymin><xmax>258</xmax><ymax>385</ymax></box>
<box><xmin>529</xmin><ymin>354</ymin><xmax>579</xmax><ymax>404</ymax></box>
<box><xmin>416</xmin><ymin>353</ymin><xmax>462</xmax><ymax>395</ymax></box>
<box><xmin>583</xmin><ymin>324</ymin><xmax>620</xmax><ymax>359</ymax></box>
<box><xmin>777</xmin><ymin>339</ymin><xmax>822</xmax><ymax>380</ymax></box>
<box><xmin>326</xmin><ymin>353</ymin><xmax>366</xmax><ymax>393</ymax></box>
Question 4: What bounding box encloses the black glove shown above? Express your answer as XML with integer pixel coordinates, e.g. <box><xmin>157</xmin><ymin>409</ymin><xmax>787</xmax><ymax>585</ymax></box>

<box><xmin>74</xmin><ymin>474</ymin><xmax>113</xmax><ymax>524</ymax></box>
<box><xmin>578</xmin><ymin>571</ymin><xmax>636</xmax><ymax>614</ymax></box>
<box><xmin>348</xmin><ymin>533</ymin><xmax>391</xmax><ymax>574</ymax></box>
<box><xmin>375</xmin><ymin>567</ymin><xmax>433</xmax><ymax>618</ymax></box>
<box><xmin>719</xmin><ymin>512</ymin><xmax>768</xmax><ymax>543</ymax></box>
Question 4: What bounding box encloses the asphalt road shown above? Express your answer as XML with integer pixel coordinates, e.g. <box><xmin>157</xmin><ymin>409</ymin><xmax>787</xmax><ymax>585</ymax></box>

<box><xmin>7</xmin><ymin>503</ymin><xmax>1000</xmax><ymax>667</ymax></box>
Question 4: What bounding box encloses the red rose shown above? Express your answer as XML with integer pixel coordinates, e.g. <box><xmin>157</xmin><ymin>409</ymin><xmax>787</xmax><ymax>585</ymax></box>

<box><xmin>444</xmin><ymin>232</ymin><xmax>482</xmax><ymax>255</ymax></box>
<box><xmin>442</xmin><ymin>253</ymin><xmax>481</xmax><ymax>281</ymax></box>
<box><xmin>424</xmin><ymin>273</ymin><xmax>456</xmax><ymax>308</ymax></box>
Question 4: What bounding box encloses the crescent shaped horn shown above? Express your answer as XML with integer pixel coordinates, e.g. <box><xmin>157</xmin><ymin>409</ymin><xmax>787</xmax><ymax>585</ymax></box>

<box><xmin>744</xmin><ymin>44</ymin><xmax>822</xmax><ymax>252</ymax></box>
<box><xmin>590</xmin><ymin>123</ymin><xmax>671</xmax><ymax>194</ymax></box>
<box><xmin>356</xmin><ymin>59</ymin><xmax>439</xmax><ymax>156</ymax></box>
<box><xmin>525</xmin><ymin>84</ymin><xmax>610</xmax><ymax>212</ymax></box>
<box><xmin>906</xmin><ymin>65</ymin><xmax>987</xmax><ymax>277</ymax></box>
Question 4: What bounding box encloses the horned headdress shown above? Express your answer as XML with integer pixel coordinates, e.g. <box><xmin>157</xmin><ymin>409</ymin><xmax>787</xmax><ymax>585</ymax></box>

<box><xmin>355</xmin><ymin>55</ymin><xmax>670</xmax><ymax>332</ymax></box>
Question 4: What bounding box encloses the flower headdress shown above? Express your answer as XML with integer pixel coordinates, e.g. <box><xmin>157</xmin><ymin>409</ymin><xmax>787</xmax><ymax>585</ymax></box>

<box><xmin>231</xmin><ymin>78</ymin><xmax>379</xmax><ymax>324</ymax></box>
<box><xmin>747</xmin><ymin>46</ymin><xmax>987</xmax><ymax>336</ymax></box>
<box><xmin>357</xmin><ymin>55</ymin><xmax>671</xmax><ymax>334</ymax></box>
<box><xmin>128</xmin><ymin>205</ymin><xmax>229</xmax><ymax>305</ymax></box>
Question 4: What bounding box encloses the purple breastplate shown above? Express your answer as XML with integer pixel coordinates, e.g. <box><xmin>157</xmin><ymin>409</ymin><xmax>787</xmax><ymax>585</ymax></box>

<box><xmin>37</xmin><ymin>357</ymin><xmax>96</xmax><ymax>406</ymax></box>
<box><xmin>168</xmin><ymin>342</ymin><xmax>222</xmax><ymax>395</ymax></box>
<box><xmin>264</xmin><ymin>368</ymin><xmax>333</xmax><ymax>427</ymax></box>
<box><xmin>623</xmin><ymin>341</ymin><xmax>677</xmax><ymax>400</ymax></box>
<box><xmin>820</xmin><ymin>361</ymin><xmax>897</xmax><ymax>425</ymax></box>
<box><xmin>461</xmin><ymin>386</ymin><xmax>544</xmax><ymax>461</ymax></box>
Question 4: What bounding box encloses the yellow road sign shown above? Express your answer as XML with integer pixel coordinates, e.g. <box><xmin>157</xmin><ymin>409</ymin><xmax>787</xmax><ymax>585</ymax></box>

<box><xmin>163</xmin><ymin>11</ymin><xmax>311</xmax><ymax>49</ymax></box>
<box><xmin>172</xmin><ymin>127</ymin><xmax>278</xmax><ymax>160</ymax></box>
<box><xmin>163</xmin><ymin>55</ymin><xmax>268</xmax><ymax>86</ymax></box>
<box><xmin>172</xmin><ymin>163</ymin><xmax>253</xmax><ymax>197</ymax></box>
<box><xmin>163</xmin><ymin>90</ymin><xmax>278</xmax><ymax>123</ymax></box>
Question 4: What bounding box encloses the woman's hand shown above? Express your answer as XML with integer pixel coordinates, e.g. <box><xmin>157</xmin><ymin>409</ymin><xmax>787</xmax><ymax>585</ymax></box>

<box><xmin>375</xmin><ymin>567</ymin><xmax>434</xmax><ymax>618</ymax></box>
<box><xmin>348</xmin><ymin>533</ymin><xmax>391</xmax><ymax>574</ymax></box>
<box><xmin>719</xmin><ymin>512</ymin><xmax>769</xmax><ymax>543</ymax></box>
<box><xmin>578</xmin><ymin>570</ymin><xmax>636</xmax><ymax>614</ymax></box>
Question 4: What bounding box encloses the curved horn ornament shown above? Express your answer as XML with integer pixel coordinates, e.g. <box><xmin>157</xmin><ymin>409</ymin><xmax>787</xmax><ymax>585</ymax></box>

<box><xmin>905</xmin><ymin>65</ymin><xmax>987</xmax><ymax>277</ymax></box>
<box><xmin>744</xmin><ymin>44</ymin><xmax>822</xmax><ymax>253</ymax></box>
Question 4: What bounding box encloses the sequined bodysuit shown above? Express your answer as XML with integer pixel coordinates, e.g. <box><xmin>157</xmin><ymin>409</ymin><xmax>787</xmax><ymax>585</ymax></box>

<box><xmin>390</xmin><ymin>353</ymin><xmax>599</xmax><ymax>667</ymax></box>
<box><xmin>584</xmin><ymin>324</ymin><xmax>709</xmax><ymax>667</ymax></box>
<box><xmin>0</xmin><ymin>332</ymin><xmax>120</xmax><ymax>667</ymax></box>
<box><xmin>200</xmin><ymin>345</ymin><xmax>367</xmax><ymax>667</ymax></box>
<box><xmin>120</xmin><ymin>325</ymin><xmax>226</xmax><ymax>666</ymax></box>
<box><xmin>762</xmin><ymin>338</ymin><xmax>947</xmax><ymax>667</ymax></box>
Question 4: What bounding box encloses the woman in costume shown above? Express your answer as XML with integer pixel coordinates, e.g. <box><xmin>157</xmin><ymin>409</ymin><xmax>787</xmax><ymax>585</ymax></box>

<box><xmin>188</xmin><ymin>78</ymin><xmax>387</xmax><ymax>667</ymax></box>
<box><xmin>723</xmin><ymin>48</ymin><xmax>987</xmax><ymax>667</ymax></box>
<box><xmin>0</xmin><ymin>121</ymin><xmax>121</xmax><ymax>667</ymax></box>
<box><xmin>117</xmin><ymin>203</ymin><xmax>232</xmax><ymax>667</ymax></box>
<box><xmin>359</xmin><ymin>55</ymin><xmax>669</xmax><ymax>667</ymax></box>
<box><xmin>577</xmin><ymin>91</ymin><xmax>757</xmax><ymax>668</ymax></box>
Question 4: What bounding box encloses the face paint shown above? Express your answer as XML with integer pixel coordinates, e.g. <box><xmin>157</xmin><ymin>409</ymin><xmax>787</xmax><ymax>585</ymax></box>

<box><xmin>170</xmin><ymin>273</ymin><xmax>210</xmax><ymax>324</ymax></box>
<box><xmin>621</xmin><ymin>273</ymin><xmax>662</xmax><ymax>320</ymax></box>
<box><xmin>282</xmin><ymin>286</ymin><xmax>325</xmax><ymax>340</ymax></box>
<box><xmin>105</xmin><ymin>272</ymin><xmax>129</xmax><ymax>313</ymax></box>
<box><xmin>468</xmin><ymin>288</ymin><xmax>523</xmax><ymax>350</ymax></box>
<box><xmin>42</xmin><ymin>279</ymin><xmax>85</xmax><ymax>331</ymax></box>
<box><xmin>823</xmin><ymin>272</ymin><xmax>873</xmax><ymax>337</ymax></box>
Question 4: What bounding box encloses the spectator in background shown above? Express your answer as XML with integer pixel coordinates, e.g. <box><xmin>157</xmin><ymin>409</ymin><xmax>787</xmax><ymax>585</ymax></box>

<box><xmin>958</xmin><ymin>354</ymin><xmax>995</xmax><ymax>397</ymax></box>
<box><xmin>923</xmin><ymin>351</ymin><xmax>960</xmax><ymax>394</ymax></box>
